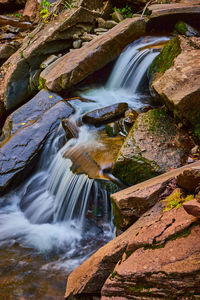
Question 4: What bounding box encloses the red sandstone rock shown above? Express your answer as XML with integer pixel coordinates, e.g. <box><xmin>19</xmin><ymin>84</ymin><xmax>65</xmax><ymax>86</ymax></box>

<box><xmin>183</xmin><ymin>199</ymin><xmax>200</xmax><ymax>218</ymax></box>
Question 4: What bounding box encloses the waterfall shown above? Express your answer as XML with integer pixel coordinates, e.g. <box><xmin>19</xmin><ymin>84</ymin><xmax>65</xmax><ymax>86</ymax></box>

<box><xmin>0</xmin><ymin>36</ymin><xmax>169</xmax><ymax>275</ymax></box>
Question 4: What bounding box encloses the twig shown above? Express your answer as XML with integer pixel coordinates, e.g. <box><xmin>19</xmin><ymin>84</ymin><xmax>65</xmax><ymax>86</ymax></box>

<box><xmin>141</xmin><ymin>0</ymin><xmax>152</xmax><ymax>17</ymax></box>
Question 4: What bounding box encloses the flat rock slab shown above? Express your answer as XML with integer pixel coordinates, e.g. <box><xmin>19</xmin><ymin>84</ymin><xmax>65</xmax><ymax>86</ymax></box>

<box><xmin>1</xmin><ymin>89</ymin><xmax>63</xmax><ymax>139</ymax></box>
<box><xmin>40</xmin><ymin>17</ymin><xmax>146</xmax><ymax>92</ymax></box>
<box><xmin>0</xmin><ymin>100</ymin><xmax>73</xmax><ymax>194</ymax></box>
<box><xmin>149</xmin><ymin>2</ymin><xmax>200</xmax><ymax>18</ymax></box>
<box><xmin>112</xmin><ymin>161</ymin><xmax>200</xmax><ymax>229</ymax></box>
<box><xmin>82</xmin><ymin>103</ymin><xmax>128</xmax><ymax>126</ymax></box>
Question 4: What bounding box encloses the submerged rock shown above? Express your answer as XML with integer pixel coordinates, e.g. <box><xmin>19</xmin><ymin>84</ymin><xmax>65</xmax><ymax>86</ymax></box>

<box><xmin>0</xmin><ymin>100</ymin><xmax>73</xmax><ymax>194</ymax></box>
<box><xmin>113</xmin><ymin>108</ymin><xmax>193</xmax><ymax>186</ymax></box>
<box><xmin>150</xmin><ymin>36</ymin><xmax>200</xmax><ymax>138</ymax></box>
<box><xmin>82</xmin><ymin>103</ymin><xmax>128</xmax><ymax>126</ymax></box>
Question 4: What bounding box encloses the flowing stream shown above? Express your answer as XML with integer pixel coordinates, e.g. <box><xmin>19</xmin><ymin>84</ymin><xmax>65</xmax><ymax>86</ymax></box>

<box><xmin>0</xmin><ymin>36</ymin><xmax>169</xmax><ymax>299</ymax></box>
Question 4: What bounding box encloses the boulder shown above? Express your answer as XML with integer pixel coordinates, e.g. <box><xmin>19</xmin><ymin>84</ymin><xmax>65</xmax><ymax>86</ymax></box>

<box><xmin>1</xmin><ymin>89</ymin><xmax>64</xmax><ymax>140</ymax></box>
<box><xmin>176</xmin><ymin>167</ymin><xmax>200</xmax><ymax>192</ymax></box>
<box><xmin>82</xmin><ymin>103</ymin><xmax>128</xmax><ymax>126</ymax></box>
<box><xmin>183</xmin><ymin>198</ymin><xmax>200</xmax><ymax>218</ymax></box>
<box><xmin>150</xmin><ymin>36</ymin><xmax>200</xmax><ymax>137</ymax></box>
<box><xmin>65</xmin><ymin>192</ymin><xmax>199</xmax><ymax>299</ymax></box>
<box><xmin>40</xmin><ymin>17</ymin><xmax>146</xmax><ymax>92</ymax></box>
<box><xmin>0</xmin><ymin>100</ymin><xmax>73</xmax><ymax>194</ymax></box>
<box><xmin>102</xmin><ymin>210</ymin><xmax>200</xmax><ymax>299</ymax></box>
<box><xmin>113</xmin><ymin>108</ymin><xmax>193</xmax><ymax>186</ymax></box>
<box><xmin>23</xmin><ymin>0</ymin><xmax>40</xmax><ymax>23</ymax></box>
<box><xmin>0</xmin><ymin>7</ymin><xmax>99</xmax><ymax>111</ymax></box>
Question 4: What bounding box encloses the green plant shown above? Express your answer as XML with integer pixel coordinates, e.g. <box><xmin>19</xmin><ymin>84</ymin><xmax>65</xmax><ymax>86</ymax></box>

<box><xmin>40</xmin><ymin>0</ymin><xmax>51</xmax><ymax>21</ymax></box>
<box><xmin>15</xmin><ymin>13</ymin><xmax>22</xmax><ymax>18</ymax></box>
<box><xmin>162</xmin><ymin>190</ymin><xmax>194</xmax><ymax>212</ymax></box>
<box><xmin>113</xmin><ymin>5</ymin><xmax>133</xmax><ymax>19</ymax></box>
<box><xmin>62</xmin><ymin>0</ymin><xmax>76</xmax><ymax>9</ymax></box>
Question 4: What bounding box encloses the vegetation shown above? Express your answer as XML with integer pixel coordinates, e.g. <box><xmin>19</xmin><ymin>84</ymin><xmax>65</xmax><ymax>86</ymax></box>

<box><xmin>113</xmin><ymin>5</ymin><xmax>133</xmax><ymax>19</ymax></box>
<box><xmin>162</xmin><ymin>190</ymin><xmax>194</xmax><ymax>212</ymax></box>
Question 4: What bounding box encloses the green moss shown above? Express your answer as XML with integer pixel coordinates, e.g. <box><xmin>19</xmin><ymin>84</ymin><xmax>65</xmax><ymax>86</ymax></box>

<box><xmin>146</xmin><ymin>109</ymin><xmax>167</xmax><ymax>134</ymax></box>
<box><xmin>113</xmin><ymin>156</ymin><xmax>159</xmax><ymax>186</ymax></box>
<box><xmin>174</xmin><ymin>21</ymin><xmax>187</xmax><ymax>35</ymax></box>
<box><xmin>149</xmin><ymin>37</ymin><xmax>181</xmax><ymax>77</ymax></box>
<box><xmin>38</xmin><ymin>77</ymin><xmax>46</xmax><ymax>91</ymax></box>
<box><xmin>162</xmin><ymin>190</ymin><xmax>194</xmax><ymax>212</ymax></box>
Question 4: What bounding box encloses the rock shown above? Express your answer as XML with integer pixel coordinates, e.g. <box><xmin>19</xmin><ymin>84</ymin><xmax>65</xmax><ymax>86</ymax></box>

<box><xmin>176</xmin><ymin>167</ymin><xmax>200</xmax><ymax>192</ymax></box>
<box><xmin>102</xmin><ymin>208</ymin><xmax>200</xmax><ymax>299</ymax></box>
<box><xmin>183</xmin><ymin>199</ymin><xmax>200</xmax><ymax>218</ymax></box>
<box><xmin>40</xmin><ymin>17</ymin><xmax>146</xmax><ymax>92</ymax></box>
<box><xmin>0</xmin><ymin>42</ymin><xmax>20</xmax><ymax>63</ymax></box>
<box><xmin>112</xmin><ymin>181</ymin><xmax>167</xmax><ymax>231</ymax></box>
<box><xmin>73</xmin><ymin>39</ymin><xmax>82</xmax><ymax>49</ymax></box>
<box><xmin>0</xmin><ymin>15</ymin><xmax>32</xmax><ymax>30</ymax></box>
<box><xmin>23</xmin><ymin>0</ymin><xmax>40</xmax><ymax>23</ymax></box>
<box><xmin>64</xmin><ymin>130</ymin><xmax>124</xmax><ymax>180</ymax></box>
<box><xmin>80</xmin><ymin>32</ymin><xmax>96</xmax><ymax>42</ymax></box>
<box><xmin>113</xmin><ymin>108</ymin><xmax>193</xmax><ymax>186</ymax></box>
<box><xmin>94</xmin><ymin>28</ymin><xmax>108</xmax><ymax>33</ymax></box>
<box><xmin>191</xmin><ymin>145</ymin><xmax>199</xmax><ymax>155</ymax></box>
<box><xmin>40</xmin><ymin>55</ymin><xmax>58</xmax><ymax>69</ymax></box>
<box><xmin>150</xmin><ymin>35</ymin><xmax>200</xmax><ymax>133</ymax></box>
<box><xmin>112</xmin><ymin>11</ymin><xmax>124</xmax><ymax>23</ymax></box>
<box><xmin>62</xmin><ymin>118</ymin><xmax>79</xmax><ymax>139</ymax></box>
<box><xmin>105</xmin><ymin>122</ymin><xmax>119</xmax><ymax>137</ymax></box>
<box><xmin>104</xmin><ymin>20</ymin><xmax>118</xmax><ymax>29</ymax></box>
<box><xmin>0</xmin><ymin>7</ymin><xmax>99</xmax><ymax>111</ymax></box>
<box><xmin>174</xmin><ymin>20</ymin><xmax>199</xmax><ymax>37</ymax></box>
<box><xmin>65</xmin><ymin>192</ymin><xmax>198</xmax><ymax>299</ymax></box>
<box><xmin>1</xmin><ymin>89</ymin><xmax>64</xmax><ymax>140</ymax></box>
<box><xmin>82</xmin><ymin>103</ymin><xmax>128</xmax><ymax>126</ymax></box>
<box><xmin>0</xmin><ymin>100</ymin><xmax>73</xmax><ymax>194</ymax></box>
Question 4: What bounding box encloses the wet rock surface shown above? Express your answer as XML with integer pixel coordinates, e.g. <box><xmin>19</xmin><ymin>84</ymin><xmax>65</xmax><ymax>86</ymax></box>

<box><xmin>113</xmin><ymin>108</ymin><xmax>193</xmax><ymax>186</ymax></box>
<box><xmin>0</xmin><ymin>100</ymin><xmax>73</xmax><ymax>194</ymax></box>
<box><xmin>82</xmin><ymin>103</ymin><xmax>128</xmax><ymax>126</ymax></box>
<box><xmin>1</xmin><ymin>89</ymin><xmax>64</xmax><ymax>140</ymax></box>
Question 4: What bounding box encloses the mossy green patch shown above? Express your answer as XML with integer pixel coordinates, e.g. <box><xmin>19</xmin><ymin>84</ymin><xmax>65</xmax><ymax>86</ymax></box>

<box><xmin>162</xmin><ymin>190</ymin><xmax>194</xmax><ymax>212</ymax></box>
<box><xmin>149</xmin><ymin>37</ymin><xmax>181</xmax><ymax>77</ymax></box>
<box><xmin>38</xmin><ymin>77</ymin><xmax>46</xmax><ymax>91</ymax></box>
<box><xmin>174</xmin><ymin>21</ymin><xmax>187</xmax><ymax>35</ymax></box>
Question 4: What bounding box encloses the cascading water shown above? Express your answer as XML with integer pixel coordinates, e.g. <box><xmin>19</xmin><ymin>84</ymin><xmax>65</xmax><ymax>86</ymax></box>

<box><xmin>0</xmin><ymin>36</ymin><xmax>169</xmax><ymax>298</ymax></box>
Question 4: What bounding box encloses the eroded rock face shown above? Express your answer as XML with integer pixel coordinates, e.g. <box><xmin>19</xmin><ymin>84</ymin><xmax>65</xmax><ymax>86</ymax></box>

<box><xmin>40</xmin><ymin>17</ymin><xmax>146</xmax><ymax>92</ymax></box>
<box><xmin>176</xmin><ymin>167</ymin><xmax>200</xmax><ymax>192</ymax></box>
<box><xmin>0</xmin><ymin>100</ymin><xmax>73</xmax><ymax>194</ymax></box>
<box><xmin>113</xmin><ymin>108</ymin><xmax>193</xmax><ymax>186</ymax></box>
<box><xmin>82</xmin><ymin>103</ymin><xmax>128</xmax><ymax>126</ymax></box>
<box><xmin>150</xmin><ymin>36</ymin><xmax>200</xmax><ymax>136</ymax></box>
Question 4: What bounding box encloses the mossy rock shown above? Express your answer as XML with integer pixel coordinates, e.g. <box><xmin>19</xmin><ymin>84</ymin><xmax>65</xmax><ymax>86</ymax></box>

<box><xmin>112</xmin><ymin>108</ymin><xmax>192</xmax><ymax>186</ymax></box>
<box><xmin>149</xmin><ymin>36</ymin><xmax>181</xmax><ymax>79</ymax></box>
